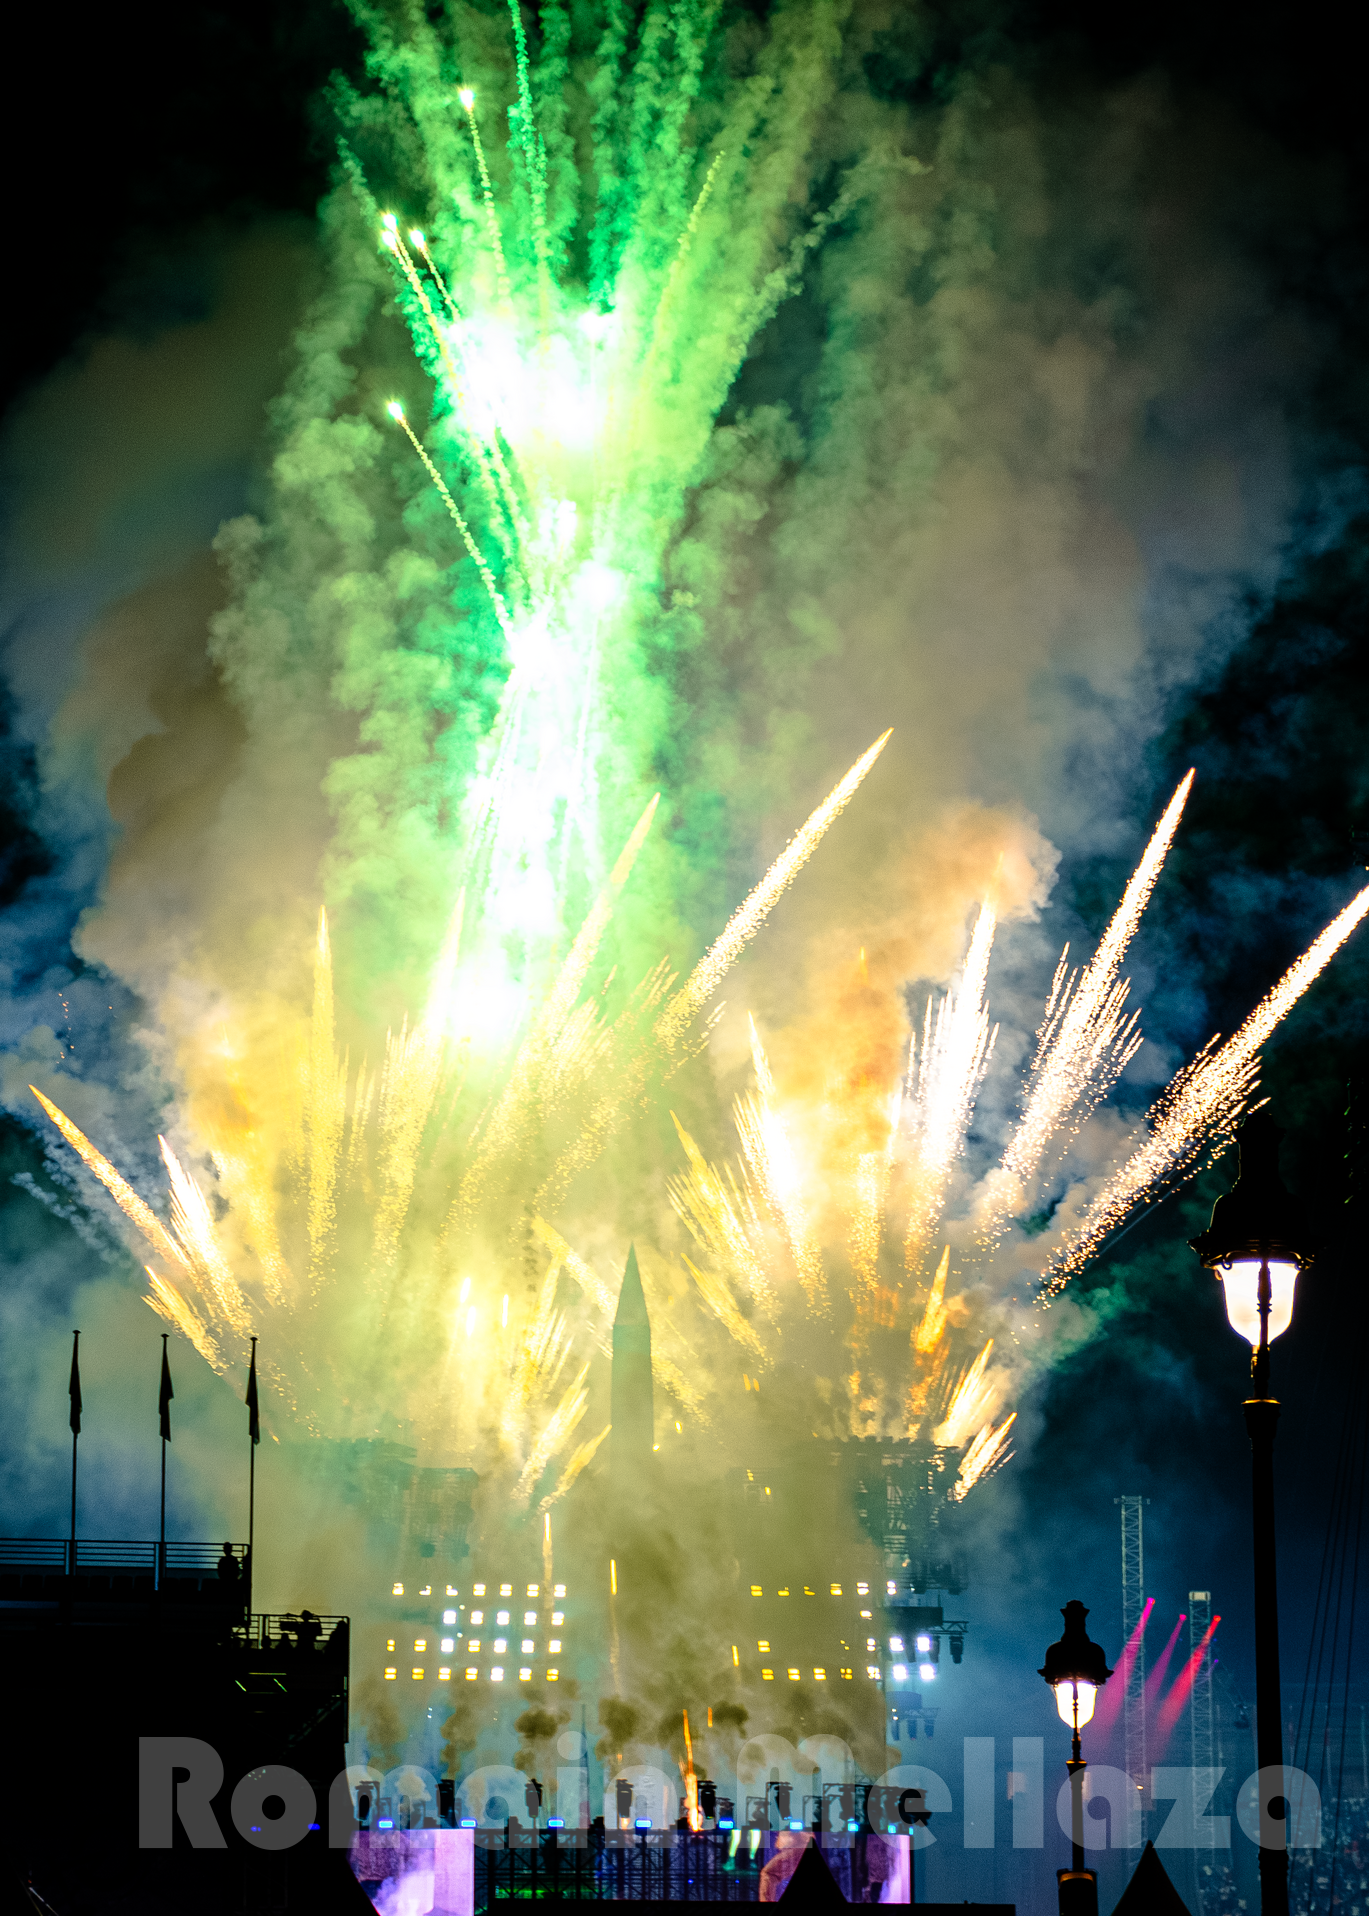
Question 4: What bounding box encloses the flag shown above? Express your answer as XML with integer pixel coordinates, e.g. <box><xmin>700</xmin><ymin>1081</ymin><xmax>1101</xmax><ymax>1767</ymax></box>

<box><xmin>245</xmin><ymin>1339</ymin><xmax>260</xmax><ymax>1446</ymax></box>
<box><xmin>159</xmin><ymin>1338</ymin><xmax>173</xmax><ymax>1443</ymax></box>
<box><xmin>68</xmin><ymin>1331</ymin><xmax>81</xmax><ymax>1437</ymax></box>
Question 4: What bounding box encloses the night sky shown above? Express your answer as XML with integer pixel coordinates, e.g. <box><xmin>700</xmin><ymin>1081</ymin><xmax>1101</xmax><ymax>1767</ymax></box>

<box><xmin>3</xmin><ymin>0</ymin><xmax>1368</xmax><ymax>1906</ymax></box>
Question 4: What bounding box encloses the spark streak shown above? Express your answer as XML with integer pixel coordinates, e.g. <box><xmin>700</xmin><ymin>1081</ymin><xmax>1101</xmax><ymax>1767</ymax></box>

<box><xmin>951</xmin><ymin>1412</ymin><xmax>1016</xmax><ymax>1501</ymax></box>
<box><xmin>904</xmin><ymin>900</ymin><xmax>998</xmax><ymax>1277</ymax></box>
<box><xmin>30</xmin><ymin>1086</ymin><xmax>189</xmax><ymax>1272</ymax></box>
<box><xmin>979</xmin><ymin>771</ymin><xmax>1193</xmax><ymax>1240</ymax></box>
<box><xmin>385</xmin><ymin>403</ymin><xmax>513</xmax><ymax>630</ymax></box>
<box><xmin>1043</xmin><ymin>882</ymin><xmax>1369</xmax><ymax>1292</ymax></box>
<box><xmin>655</xmin><ymin>732</ymin><xmax>892</xmax><ymax>1052</ymax></box>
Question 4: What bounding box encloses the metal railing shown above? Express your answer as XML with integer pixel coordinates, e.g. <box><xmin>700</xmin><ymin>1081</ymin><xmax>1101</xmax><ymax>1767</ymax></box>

<box><xmin>236</xmin><ymin>1613</ymin><xmax>349</xmax><ymax>1655</ymax></box>
<box><xmin>429</xmin><ymin>1828</ymin><xmax>896</xmax><ymax>1909</ymax></box>
<box><xmin>0</xmin><ymin>1539</ymin><xmax>248</xmax><ymax>1587</ymax></box>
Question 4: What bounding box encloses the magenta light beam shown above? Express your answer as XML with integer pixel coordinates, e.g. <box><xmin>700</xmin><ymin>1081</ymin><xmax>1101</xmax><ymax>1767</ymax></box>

<box><xmin>1144</xmin><ymin>1613</ymin><xmax>1187</xmax><ymax>1708</ymax></box>
<box><xmin>1153</xmin><ymin>1615</ymin><xmax>1221</xmax><ymax>1755</ymax></box>
<box><xmin>1092</xmin><ymin>1595</ymin><xmax>1154</xmax><ymax>1738</ymax></box>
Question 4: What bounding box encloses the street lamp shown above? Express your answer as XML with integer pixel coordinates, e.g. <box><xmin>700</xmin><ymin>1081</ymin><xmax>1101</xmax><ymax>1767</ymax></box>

<box><xmin>1189</xmin><ymin>1110</ymin><xmax>1315</xmax><ymax>1916</ymax></box>
<box><xmin>1040</xmin><ymin>1600</ymin><xmax>1112</xmax><ymax>1915</ymax></box>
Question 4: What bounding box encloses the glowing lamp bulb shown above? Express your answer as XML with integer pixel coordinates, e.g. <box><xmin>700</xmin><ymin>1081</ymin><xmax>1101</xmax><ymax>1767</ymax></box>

<box><xmin>458</xmin><ymin>87</ymin><xmax>475</xmax><ymax>108</ymax></box>
<box><xmin>1053</xmin><ymin>1679</ymin><xmax>1097</xmax><ymax>1728</ymax></box>
<box><xmin>386</xmin><ymin>401</ymin><xmax>405</xmax><ymax>421</ymax></box>
<box><xmin>1218</xmin><ymin>1258</ymin><xmax>1299</xmax><ymax>1346</ymax></box>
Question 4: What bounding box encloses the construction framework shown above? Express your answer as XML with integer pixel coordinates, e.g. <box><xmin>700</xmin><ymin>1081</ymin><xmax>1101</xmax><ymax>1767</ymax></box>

<box><xmin>1118</xmin><ymin>1496</ymin><xmax>1148</xmax><ymax>1853</ymax></box>
<box><xmin>1187</xmin><ymin>1591</ymin><xmax>1218</xmax><ymax>1914</ymax></box>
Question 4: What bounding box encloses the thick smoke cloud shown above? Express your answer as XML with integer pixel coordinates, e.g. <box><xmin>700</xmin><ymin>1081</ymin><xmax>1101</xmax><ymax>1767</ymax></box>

<box><xmin>1</xmin><ymin>0</ymin><xmax>1365</xmax><ymax>1842</ymax></box>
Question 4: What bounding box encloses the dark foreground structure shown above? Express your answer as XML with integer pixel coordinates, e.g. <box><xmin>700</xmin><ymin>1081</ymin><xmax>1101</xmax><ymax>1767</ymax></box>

<box><xmin>0</xmin><ymin>1536</ymin><xmax>372</xmax><ymax>1915</ymax></box>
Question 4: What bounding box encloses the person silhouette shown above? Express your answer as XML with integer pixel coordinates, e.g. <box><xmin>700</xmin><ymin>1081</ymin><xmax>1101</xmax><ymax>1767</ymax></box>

<box><xmin>216</xmin><ymin>1543</ymin><xmax>240</xmax><ymax>1584</ymax></box>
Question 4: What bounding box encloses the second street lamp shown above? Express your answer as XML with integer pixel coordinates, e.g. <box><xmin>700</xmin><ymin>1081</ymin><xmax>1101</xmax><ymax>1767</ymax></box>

<box><xmin>1040</xmin><ymin>1600</ymin><xmax>1113</xmax><ymax>1915</ymax></box>
<box><xmin>1190</xmin><ymin>1110</ymin><xmax>1315</xmax><ymax>1916</ymax></box>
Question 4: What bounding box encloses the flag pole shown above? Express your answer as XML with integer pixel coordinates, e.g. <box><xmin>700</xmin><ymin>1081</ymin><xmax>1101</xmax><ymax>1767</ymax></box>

<box><xmin>68</xmin><ymin>1329</ymin><xmax>81</xmax><ymax>1577</ymax></box>
<box><xmin>158</xmin><ymin>1333</ymin><xmax>173</xmax><ymax>1591</ymax></box>
<box><xmin>246</xmin><ymin>1335</ymin><xmax>260</xmax><ymax>1618</ymax></box>
<box><xmin>160</xmin><ymin>1335</ymin><xmax>167</xmax><ymax>1587</ymax></box>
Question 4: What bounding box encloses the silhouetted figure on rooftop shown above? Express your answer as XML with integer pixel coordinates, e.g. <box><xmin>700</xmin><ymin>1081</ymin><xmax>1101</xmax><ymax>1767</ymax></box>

<box><xmin>216</xmin><ymin>1544</ymin><xmax>239</xmax><ymax>1584</ymax></box>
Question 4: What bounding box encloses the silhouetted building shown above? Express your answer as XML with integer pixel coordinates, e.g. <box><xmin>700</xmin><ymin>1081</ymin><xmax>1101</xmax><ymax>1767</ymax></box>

<box><xmin>610</xmin><ymin>1246</ymin><xmax>653</xmax><ymax>1491</ymax></box>
<box><xmin>0</xmin><ymin>1535</ymin><xmax>366</xmax><ymax>1915</ymax></box>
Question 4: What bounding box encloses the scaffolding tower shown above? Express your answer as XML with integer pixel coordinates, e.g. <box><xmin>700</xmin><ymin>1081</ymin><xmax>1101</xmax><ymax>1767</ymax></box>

<box><xmin>1118</xmin><ymin>1496</ymin><xmax>1148</xmax><ymax>1853</ymax></box>
<box><xmin>1188</xmin><ymin>1591</ymin><xmax>1219</xmax><ymax>1914</ymax></box>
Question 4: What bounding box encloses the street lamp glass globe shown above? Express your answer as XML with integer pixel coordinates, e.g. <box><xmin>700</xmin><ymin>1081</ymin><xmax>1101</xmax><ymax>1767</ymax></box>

<box><xmin>1218</xmin><ymin>1258</ymin><xmax>1299</xmax><ymax>1346</ymax></box>
<box><xmin>1053</xmin><ymin>1679</ymin><xmax>1096</xmax><ymax>1728</ymax></box>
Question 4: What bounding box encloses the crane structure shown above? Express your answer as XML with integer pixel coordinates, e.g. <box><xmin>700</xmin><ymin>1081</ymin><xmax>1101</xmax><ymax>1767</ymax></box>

<box><xmin>1188</xmin><ymin>1590</ymin><xmax>1219</xmax><ymax>1914</ymax></box>
<box><xmin>1118</xmin><ymin>1496</ymin><xmax>1148</xmax><ymax>1853</ymax></box>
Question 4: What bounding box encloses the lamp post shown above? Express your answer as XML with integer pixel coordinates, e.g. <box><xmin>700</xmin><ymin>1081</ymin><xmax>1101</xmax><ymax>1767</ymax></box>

<box><xmin>1189</xmin><ymin>1111</ymin><xmax>1315</xmax><ymax>1916</ymax></box>
<box><xmin>1040</xmin><ymin>1600</ymin><xmax>1113</xmax><ymax>1915</ymax></box>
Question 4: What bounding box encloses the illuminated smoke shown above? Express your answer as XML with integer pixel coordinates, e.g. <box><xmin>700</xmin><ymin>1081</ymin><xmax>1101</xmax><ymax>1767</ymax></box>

<box><xmin>21</xmin><ymin>1</ymin><xmax>1369</xmax><ymax>1523</ymax></box>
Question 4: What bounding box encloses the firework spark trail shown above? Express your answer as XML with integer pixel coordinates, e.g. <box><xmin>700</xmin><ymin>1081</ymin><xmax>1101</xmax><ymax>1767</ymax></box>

<box><xmin>380</xmin><ymin>224</ymin><xmax>524</xmax><ymax>550</ymax></box>
<box><xmin>669</xmin><ymin>1112</ymin><xmax>776</xmax><ymax>1319</ymax></box>
<box><xmin>386</xmin><ymin>403</ymin><xmax>513</xmax><ymax>631</ymax></box>
<box><xmin>144</xmin><ymin>1268</ymin><xmax>223</xmax><ymax>1371</ymax></box>
<box><xmin>513</xmin><ymin>1360</ymin><xmax>591</xmax><ymax>1506</ymax></box>
<box><xmin>628</xmin><ymin>148</ymin><xmax>729</xmax><ymax>424</ymax></box>
<box><xmin>914</xmin><ymin>1245</ymin><xmax>951</xmax><ymax>1355</ymax></box>
<box><xmin>681</xmin><ymin>1254</ymin><xmax>767</xmax><ymax>1363</ymax></box>
<box><xmin>537</xmin><ymin>1423</ymin><xmax>610</xmax><ymax>1513</ymax></box>
<box><xmin>158</xmin><ymin>1137</ymin><xmax>253</xmax><ymax>1337</ymax></box>
<box><xmin>655</xmin><ymin>731</ymin><xmax>892</xmax><ymax>1053</ymax></box>
<box><xmin>530</xmin><ymin>1217</ymin><xmax>616</xmax><ymax>1315</ymax></box>
<box><xmin>903</xmin><ymin>900</ymin><xmax>999</xmax><ymax>1277</ymax></box>
<box><xmin>458</xmin><ymin>89</ymin><xmax>515</xmax><ymax>313</ymax></box>
<box><xmin>540</xmin><ymin>740</ymin><xmax>892</xmax><ymax>1210</ymax></box>
<box><xmin>29</xmin><ymin>1086</ymin><xmax>190</xmax><ymax>1272</ymax></box>
<box><xmin>978</xmin><ymin>772</ymin><xmax>1193</xmax><ymax>1242</ymax></box>
<box><xmin>733</xmin><ymin>1016</ymin><xmax>826</xmax><ymax>1313</ymax></box>
<box><xmin>503</xmin><ymin>0</ymin><xmax>553</xmax><ymax>327</ymax></box>
<box><xmin>407</xmin><ymin>228</ymin><xmax>463</xmax><ymax>323</ymax></box>
<box><xmin>951</xmin><ymin>1412</ymin><xmax>1016</xmax><ymax>1501</ymax></box>
<box><xmin>1042</xmin><ymin>882</ymin><xmax>1369</xmax><ymax>1293</ymax></box>
<box><xmin>507</xmin><ymin>1251</ymin><xmax>568</xmax><ymax>1440</ymax></box>
<box><xmin>651</xmin><ymin>1349</ymin><xmax>710</xmax><ymax>1422</ymax></box>
<box><xmin>934</xmin><ymin>1337</ymin><xmax>998</xmax><ymax>1447</ymax></box>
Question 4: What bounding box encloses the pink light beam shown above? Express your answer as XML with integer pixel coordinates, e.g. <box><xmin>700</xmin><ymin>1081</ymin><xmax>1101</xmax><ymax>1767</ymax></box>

<box><xmin>1145</xmin><ymin>1614</ymin><xmax>1188</xmax><ymax>1709</ymax></box>
<box><xmin>1091</xmin><ymin>1596</ymin><xmax>1154</xmax><ymax>1739</ymax></box>
<box><xmin>1153</xmin><ymin>1616</ymin><xmax>1221</xmax><ymax>1757</ymax></box>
